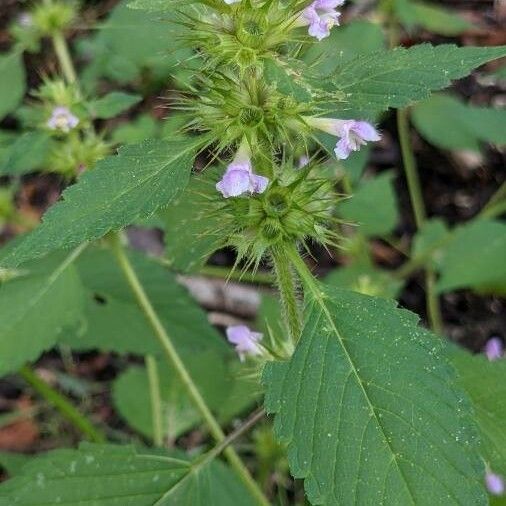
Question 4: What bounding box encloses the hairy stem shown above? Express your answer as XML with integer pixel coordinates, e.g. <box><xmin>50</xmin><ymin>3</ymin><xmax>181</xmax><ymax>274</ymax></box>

<box><xmin>271</xmin><ymin>248</ymin><xmax>302</xmax><ymax>344</ymax></box>
<box><xmin>52</xmin><ymin>31</ymin><xmax>78</xmax><ymax>85</ymax></box>
<box><xmin>146</xmin><ymin>355</ymin><xmax>164</xmax><ymax>447</ymax></box>
<box><xmin>109</xmin><ymin>234</ymin><xmax>269</xmax><ymax>506</ymax></box>
<box><xmin>397</xmin><ymin>109</ymin><xmax>443</xmax><ymax>335</ymax></box>
<box><xmin>19</xmin><ymin>365</ymin><xmax>105</xmax><ymax>443</ymax></box>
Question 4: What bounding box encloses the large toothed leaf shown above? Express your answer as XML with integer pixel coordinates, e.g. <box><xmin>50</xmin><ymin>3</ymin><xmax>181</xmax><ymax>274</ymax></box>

<box><xmin>264</xmin><ymin>286</ymin><xmax>485</xmax><ymax>505</ymax></box>
<box><xmin>0</xmin><ymin>138</ymin><xmax>200</xmax><ymax>268</ymax></box>
<box><xmin>0</xmin><ymin>443</ymin><xmax>257</xmax><ymax>506</ymax></box>
<box><xmin>329</xmin><ymin>44</ymin><xmax>506</xmax><ymax>117</ymax></box>
<box><xmin>0</xmin><ymin>249</ymin><xmax>85</xmax><ymax>377</ymax></box>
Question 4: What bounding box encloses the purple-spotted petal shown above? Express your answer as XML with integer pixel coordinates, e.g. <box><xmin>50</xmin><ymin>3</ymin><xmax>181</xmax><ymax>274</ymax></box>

<box><xmin>486</xmin><ymin>472</ymin><xmax>505</xmax><ymax>496</ymax></box>
<box><xmin>485</xmin><ymin>337</ymin><xmax>503</xmax><ymax>361</ymax></box>
<box><xmin>216</xmin><ymin>169</ymin><xmax>252</xmax><ymax>198</ymax></box>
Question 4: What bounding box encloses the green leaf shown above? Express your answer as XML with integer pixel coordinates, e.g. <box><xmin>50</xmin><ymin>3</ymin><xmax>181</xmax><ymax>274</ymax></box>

<box><xmin>412</xmin><ymin>94</ymin><xmax>506</xmax><ymax>152</ymax></box>
<box><xmin>0</xmin><ymin>139</ymin><xmax>199</xmax><ymax>268</ymax></box>
<box><xmin>0</xmin><ymin>52</ymin><xmax>25</xmax><ymax>121</ymax></box>
<box><xmin>436</xmin><ymin>219</ymin><xmax>506</xmax><ymax>294</ymax></box>
<box><xmin>78</xmin><ymin>0</ymin><xmax>190</xmax><ymax>91</ymax></box>
<box><xmin>263</xmin><ymin>59</ymin><xmax>312</xmax><ymax>102</ymax></box>
<box><xmin>395</xmin><ymin>0</ymin><xmax>474</xmax><ymax>36</ymax></box>
<box><xmin>339</xmin><ymin>171</ymin><xmax>399</xmax><ymax>236</ymax></box>
<box><xmin>264</xmin><ymin>286</ymin><xmax>485</xmax><ymax>505</ymax></box>
<box><xmin>303</xmin><ymin>21</ymin><xmax>385</xmax><ymax>79</ymax></box>
<box><xmin>0</xmin><ymin>443</ymin><xmax>257</xmax><ymax>505</ymax></box>
<box><xmin>113</xmin><ymin>354</ymin><xmax>228</xmax><ymax>440</ymax></box>
<box><xmin>325</xmin><ymin>264</ymin><xmax>404</xmax><ymax>299</ymax></box>
<box><xmin>162</xmin><ymin>167</ymin><xmax>223</xmax><ymax>272</ymax></box>
<box><xmin>88</xmin><ymin>91</ymin><xmax>142</xmax><ymax>119</ymax></box>
<box><xmin>0</xmin><ymin>132</ymin><xmax>52</xmax><ymax>176</ymax></box>
<box><xmin>0</xmin><ymin>249</ymin><xmax>85</xmax><ymax>377</ymax></box>
<box><xmin>412</xmin><ymin>219</ymin><xmax>450</xmax><ymax>268</ymax></box>
<box><xmin>330</xmin><ymin>44</ymin><xmax>506</xmax><ymax>117</ymax></box>
<box><xmin>0</xmin><ymin>452</ymin><xmax>30</xmax><ymax>477</ymax></box>
<box><xmin>62</xmin><ymin>247</ymin><xmax>228</xmax><ymax>357</ymax></box>
<box><xmin>452</xmin><ymin>348</ymin><xmax>506</xmax><ymax>481</ymax></box>
<box><xmin>111</xmin><ymin>114</ymin><xmax>160</xmax><ymax>144</ymax></box>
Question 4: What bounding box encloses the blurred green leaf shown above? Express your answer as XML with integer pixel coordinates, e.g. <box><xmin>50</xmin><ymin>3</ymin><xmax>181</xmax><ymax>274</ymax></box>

<box><xmin>395</xmin><ymin>0</ymin><xmax>474</xmax><ymax>36</ymax></box>
<box><xmin>412</xmin><ymin>94</ymin><xmax>506</xmax><ymax>152</ymax></box>
<box><xmin>0</xmin><ymin>52</ymin><xmax>25</xmax><ymax>121</ymax></box>
<box><xmin>325</xmin><ymin>263</ymin><xmax>404</xmax><ymax>299</ymax></box>
<box><xmin>111</xmin><ymin>114</ymin><xmax>159</xmax><ymax>144</ymax></box>
<box><xmin>436</xmin><ymin>220</ymin><xmax>506</xmax><ymax>294</ymax></box>
<box><xmin>339</xmin><ymin>171</ymin><xmax>399</xmax><ymax>237</ymax></box>
<box><xmin>0</xmin><ymin>250</ymin><xmax>85</xmax><ymax>377</ymax></box>
<box><xmin>412</xmin><ymin>218</ymin><xmax>450</xmax><ymax>268</ymax></box>
<box><xmin>0</xmin><ymin>132</ymin><xmax>52</xmax><ymax>176</ymax></box>
<box><xmin>88</xmin><ymin>92</ymin><xmax>141</xmax><ymax>119</ymax></box>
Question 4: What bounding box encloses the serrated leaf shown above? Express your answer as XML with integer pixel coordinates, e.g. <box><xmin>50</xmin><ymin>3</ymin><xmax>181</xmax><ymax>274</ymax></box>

<box><xmin>0</xmin><ymin>443</ymin><xmax>257</xmax><ymax>505</ymax></box>
<box><xmin>0</xmin><ymin>138</ymin><xmax>200</xmax><ymax>268</ymax></box>
<box><xmin>329</xmin><ymin>44</ymin><xmax>506</xmax><ymax>117</ymax></box>
<box><xmin>0</xmin><ymin>132</ymin><xmax>52</xmax><ymax>176</ymax></box>
<box><xmin>264</xmin><ymin>286</ymin><xmax>485</xmax><ymax>505</ymax></box>
<box><xmin>395</xmin><ymin>0</ymin><xmax>474</xmax><ymax>36</ymax></box>
<box><xmin>339</xmin><ymin>171</ymin><xmax>399</xmax><ymax>236</ymax></box>
<box><xmin>0</xmin><ymin>51</ymin><xmax>25</xmax><ymax>121</ymax></box>
<box><xmin>88</xmin><ymin>91</ymin><xmax>142</xmax><ymax>119</ymax></box>
<box><xmin>303</xmin><ymin>21</ymin><xmax>385</xmax><ymax>79</ymax></box>
<box><xmin>436</xmin><ymin>220</ymin><xmax>506</xmax><ymax>294</ymax></box>
<box><xmin>412</xmin><ymin>94</ymin><xmax>506</xmax><ymax>152</ymax></box>
<box><xmin>0</xmin><ymin>249</ymin><xmax>85</xmax><ymax>377</ymax></box>
<box><xmin>263</xmin><ymin>59</ymin><xmax>312</xmax><ymax>102</ymax></box>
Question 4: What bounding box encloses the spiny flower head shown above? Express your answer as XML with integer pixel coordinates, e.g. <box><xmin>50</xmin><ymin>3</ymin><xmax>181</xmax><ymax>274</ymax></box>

<box><xmin>205</xmin><ymin>156</ymin><xmax>340</xmax><ymax>270</ymax></box>
<box><xmin>182</xmin><ymin>71</ymin><xmax>313</xmax><ymax>153</ymax></box>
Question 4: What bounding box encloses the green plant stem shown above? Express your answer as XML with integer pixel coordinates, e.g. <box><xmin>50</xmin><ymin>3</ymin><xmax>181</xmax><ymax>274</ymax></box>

<box><xmin>19</xmin><ymin>365</ymin><xmax>105</xmax><ymax>443</ymax></box>
<box><xmin>285</xmin><ymin>246</ymin><xmax>324</xmax><ymax>304</ymax></box>
<box><xmin>198</xmin><ymin>264</ymin><xmax>274</xmax><ymax>285</ymax></box>
<box><xmin>52</xmin><ymin>31</ymin><xmax>78</xmax><ymax>85</ymax></box>
<box><xmin>109</xmin><ymin>234</ymin><xmax>269</xmax><ymax>506</ymax></box>
<box><xmin>271</xmin><ymin>248</ymin><xmax>302</xmax><ymax>345</ymax></box>
<box><xmin>397</xmin><ymin>108</ymin><xmax>443</xmax><ymax>335</ymax></box>
<box><xmin>146</xmin><ymin>355</ymin><xmax>164</xmax><ymax>447</ymax></box>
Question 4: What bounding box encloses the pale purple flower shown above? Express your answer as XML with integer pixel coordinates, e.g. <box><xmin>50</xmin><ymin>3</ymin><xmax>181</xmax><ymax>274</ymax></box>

<box><xmin>216</xmin><ymin>159</ymin><xmax>269</xmax><ymax>198</ymax></box>
<box><xmin>47</xmin><ymin>106</ymin><xmax>79</xmax><ymax>133</ymax></box>
<box><xmin>486</xmin><ymin>471</ymin><xmax>504</xmax><ymax>496</ymax></box>
<box><xmin>226</xmin><ymin>325</ymin><xmax>263</xmax><ymax>361</ymax></box>
<box><xmin>18</xmin><ymin>13</ymin><xmax>33</xmax><ymax>28</ymax></box>
<box><xmin>301</xmin><ymin>0</ymin><xmax>345</xmax><ymax>41</ymax></box>
<box><xmin>485</xmin><ymin>337</ymin><xmax>503</xmax><ymax>361</ymax></box>
<box><xmin>298</xmin><ymin>155</ymin><xmax>310</xmax><ymax>168</ymax></box>
<box><xmin>306</xmin><ymin>117</ymin><xmax>381</xmax><ymax>160</ymax></box>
